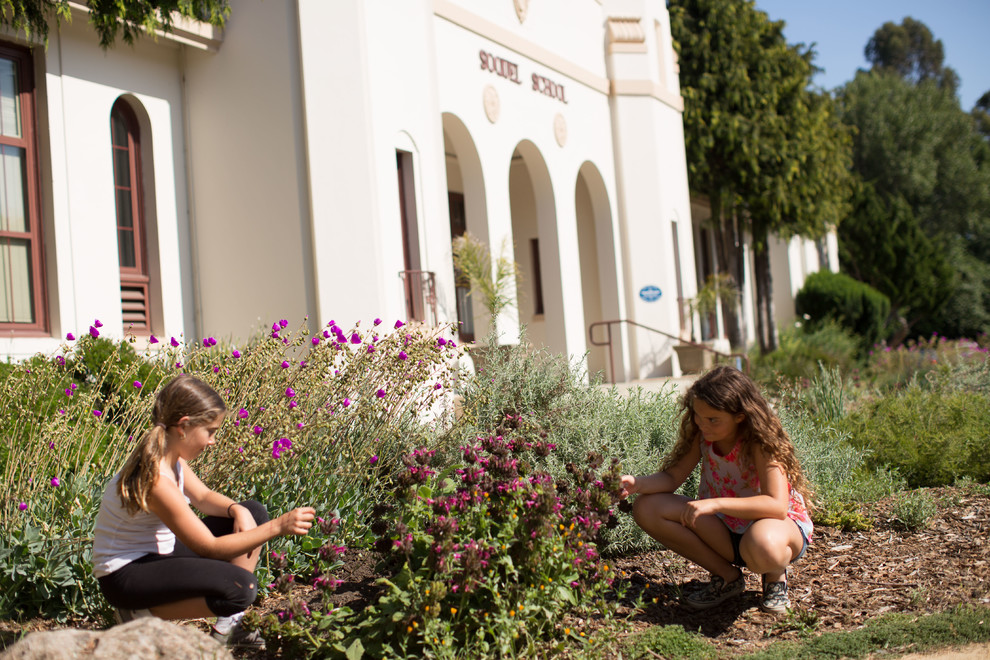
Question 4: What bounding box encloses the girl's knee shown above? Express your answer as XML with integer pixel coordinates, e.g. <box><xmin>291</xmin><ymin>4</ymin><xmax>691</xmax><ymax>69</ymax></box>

<box><xmin>740</xmin><ymin>522</ymin><xmax>795</xmax><ymax>570</ymax></box>
<box><xmin>209</xmin><ymin>572</ymin><xmax>258</xmax><ymax>616</ymax></box>
<box><xmin>240</xmin><ymin>500</ymin><xmax>270</xmax><ymax>525</ymax></box>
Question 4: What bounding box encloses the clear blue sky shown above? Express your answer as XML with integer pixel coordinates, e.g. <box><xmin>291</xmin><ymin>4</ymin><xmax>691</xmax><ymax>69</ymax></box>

<box><xmin>752</xmin><ymin>1</ymin><xmax>990</xmax><ymax>110</ymax></box>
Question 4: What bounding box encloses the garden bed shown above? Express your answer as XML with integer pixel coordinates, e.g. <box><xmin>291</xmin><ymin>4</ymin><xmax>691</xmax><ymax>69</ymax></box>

<box><xmin>1</xmin><ymin>486</ymin><xmax>986</xmax><ymax>658</ymax></box>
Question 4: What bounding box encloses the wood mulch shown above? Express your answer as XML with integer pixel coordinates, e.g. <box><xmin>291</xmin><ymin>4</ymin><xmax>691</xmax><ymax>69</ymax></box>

<box><xmin>2</xmin><ymin>487</ymin><xmax>988</xmax><ymax>658</ymax></box>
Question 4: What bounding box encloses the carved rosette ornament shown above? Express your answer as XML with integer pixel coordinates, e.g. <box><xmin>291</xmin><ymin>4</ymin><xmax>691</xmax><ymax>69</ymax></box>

<box><xmin>483</xmin><ymin>85</ymin><xmax>500</xmax><ymax>123</ymax></box>
<box><xmin>553</xmin><ymin>113</ymin><xmax>567</xmax><ymax>147</ymax></box>
<box><xmin>514</xmin><ymin>0</ymin><xmax>529</xmax><ymax>23</ymax></box>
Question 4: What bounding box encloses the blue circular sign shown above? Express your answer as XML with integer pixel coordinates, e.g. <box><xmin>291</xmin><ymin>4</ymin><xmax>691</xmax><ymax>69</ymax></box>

<box><xmin>639</xmin><ymin>285</ymin><xmax>662</xmax><ymax>302</ymax></box>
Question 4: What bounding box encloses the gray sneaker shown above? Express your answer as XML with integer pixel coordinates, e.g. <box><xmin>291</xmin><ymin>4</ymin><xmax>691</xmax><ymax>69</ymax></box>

<box><xmin>760</xmin><ymin>573</ymin><xmax>790</xmax><ymax>613</ymax></box>
<box><xmin>682</xmin><ymin>572</ymin><xmax>746</xmax><ymax>611</ymax></box>
<box><xmin>212</xmin><ymin>619</ymin><xmax>266</xmax><ymax>650</ymax></box>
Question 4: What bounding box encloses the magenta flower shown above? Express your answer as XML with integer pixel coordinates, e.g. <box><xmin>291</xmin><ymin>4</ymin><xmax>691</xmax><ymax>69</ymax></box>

<box><xmin>323</xmin><ymin>330</ymin><xmax>331</xmax><ymax>338</ymax></box>
<box><xmin>350</xmin><ymin>333</ymin><xmax>361</xmax><ymax>344</ymax></box>
<box><xmin>281</xmin><ymin>361</ymin><xmax>290</xmax><ymax>369</ymax></box>
<box><xmin>89</xmin><ymin>326</ymin><xmax>100</xmax><ymax>338</ymax></box>
<box><xmin>285</xmin><ymin>387</ymin><xmax>296</xmax><ymax>398</ymax></box>
<box><xmin>374</xmin><ymin>318</ymin><xmax>382</xmax><ymax>326</ymax></box>
<box><xmin>66</xmin><ymin>332</ymin><xmax>75</xmax><ymax>341</ymax></box>
<box><xmin>300</xmin><ymin>360</ymin><xmax>308</xmax><ymax>368</ymax></box>
<box><xmin>394</xmin><ymin>320</ymin><xmax>404</xmax><ymax>329</ymax></box>
<box><xmin>55</xmin><ymin>355</ymin><xmax>65</xmax><ymax>366</ymax></box>
<box><xmin>297</xmin><ymin>422</ymin><xmax>305</xmax><ymax>429</ymax></box>
<box><xmin>367</xmin><ymin>345</ymin><xmax>375</xmax><ymax>354</ymax></box>
<box><xmin>64</xmin><ymin>388</ymin><xmax>72</xmax><ymax>397</ymax></box>
<box><xmin>213</xmin><ymin>366</ymin><xmax>220</xmax><ymax>373</ymax></box>
<box><xmin>170</xmin><ymin>337</ymin><xmax>180</xmax><ymax>347</ymax></box>
<box><xmin>133</xmin><ymin>381</ymin><xmax>142</xmax><ymax>389</ymax></box>
<box><xmin>369</xmin><ymin>455</ymin><xmax>379</xmax><ymax>466</ymax></box>
<box><xmin>50</xmin><ymin>477</ymin><xmax>60</xmax><ymax>488</ymax></box>
<box><xmin>434</xmin><ymin>382</ymin><xmax>442</xmax><ymax>390</ymax></box>
<box><xmin>149</xmin><ymin>335</ymin><xmax>159</xmax><ymax>344</ymax></box>
<box><xmin>58</xmin><ymin>409</ymin><xmax>65</xmax><ymax>415</ymax></box>
<box><xmin>438</xmin><ymin>337</ymin><xmax>447</xmax><ymax>347</ymax></box>
<box><xmin>376</xmin><ymin>388</ymin><xmax>386</xmax><ymax>398</ymax></box>
<box><xmin>175</xmin><ymin>362</ymin><xmax>183</xmax><ymax>368</ymax></box>
<box><xmin>18</xmin><ymin>502</ymin><xmax>26</xmax><ymax>511</ymax></box>
<box><xmin>48</xmin><ymin>441</ymin><xmax>55</xmax><ymax>450</ymax></box>
<box><xmin>93</xmin><ymin>410</ymin><xmax>102</xmax><ymax>418</ymax></box>
<box><xmin>238</xmin><ymin>408</ymin><xmax>249</xmax><ymax>419</ymax></box>
<box><xmin>253</xmin><ymin>425</ymin><xmax>263</xmax><ymax>435</ymax></box>
<box><xmin>311</xmin><ymin>336</ymin><xmax>320</xmax><ymax>346</ymax></box>
<box><xmin>71</xmin><ymin>383</ymin><xmax>77</xmax><ymax>390</ymax></box>
<box><xmin>398</xmin><ymin>351</ymin><xmax>408</xmax><ymax>361</ymax></box>
<box><xmin>289</xmin><ymin>401</ymin><xmax>298</xmax><ymax>409</ymax></box>
<box><xmin>342</xmin><ymin>398</ymin><xmax>351</xmax><ymax>408</ymax></box>
<box><xmin>279</xmin><ymin>319</ymin><xmax>289</xmax><ymax>328</ymax></box>
<box><xmin>449</xmin><ymin>341</ymin><xmax>456</xmax><ymax>349</ymax></box>
<box><xmin>272</xmin><ymin>321</ymin><xmax>280</xmax><ymax>332</ymax></box>
<box><xmin>237</xmin><ymin>447</ymin><xmax>245</xmax><ymax>454</ymax></box>
<box><xmin>232</xmin><ymin>349</ymin><xmax>241</xmax><ymax>358</ymax></box>
<box><xmin>94</xmin><ymin>319</ymin><xmax>103</xmax><ymax>328</ymax></box>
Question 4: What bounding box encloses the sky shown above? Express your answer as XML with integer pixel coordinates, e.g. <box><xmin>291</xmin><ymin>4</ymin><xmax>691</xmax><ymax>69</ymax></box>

<box><xmin>752</xmin><ymin>1</ymin><xmax>990</xmax><ymax>110</ymax></box>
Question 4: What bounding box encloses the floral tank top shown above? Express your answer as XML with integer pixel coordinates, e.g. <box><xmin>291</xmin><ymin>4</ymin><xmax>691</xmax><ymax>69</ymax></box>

<box><xmin>698</xmin><ymin>437</ymin><xmax>813</xmax><ymax>541</ymax></box>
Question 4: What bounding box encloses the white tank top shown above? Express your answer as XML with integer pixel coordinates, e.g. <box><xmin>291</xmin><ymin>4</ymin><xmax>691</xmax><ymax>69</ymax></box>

<box><xmin>91</xmin><ymin>460</ymin><xmax>189</xmax><ymax>578</ymax></box>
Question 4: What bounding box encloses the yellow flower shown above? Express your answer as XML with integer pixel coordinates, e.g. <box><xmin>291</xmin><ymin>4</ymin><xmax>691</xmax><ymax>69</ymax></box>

<box><xmin>407</xmin><ymin>626</ymin><xmax>413</xmax><ymax>633</ymax></box>
<box><xmin>425</xmin><ymin>605</ymin><xmax>430</xmax><ymax>612</ymax></box>
<box><xmin>509</xmin><ymin>610</ymin><xmax>515</xmax><ymax>617</ymax></box>
<box><xmin>451</xmin><ymin>607</ymin><xmax>457</xmax><ymax>615</ymax></box>
<box><xmin>564</xmin><ymin>628</ymin><xmax>571</xmax><ymax>635</ymax></box>
<box><xmin>413</xmin><ymin>621</ymin><xmax>419</xmax><ymax>628</ymax></box>
<box><xmin>603</xmin><ymin>565</ymin><xmax>609</xmax><ymax>571</ymax></box>
<box><xmin>580</xmin><ymin>632</ymin><xmax>585</xmax><ymax>637</ymax></box>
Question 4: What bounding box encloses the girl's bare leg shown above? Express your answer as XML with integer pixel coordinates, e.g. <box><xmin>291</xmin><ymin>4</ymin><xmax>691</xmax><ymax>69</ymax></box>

<box><xmin>739</xmin><ymin>518</ymin><xmax>804</xmax><ymax>582</ymax></box>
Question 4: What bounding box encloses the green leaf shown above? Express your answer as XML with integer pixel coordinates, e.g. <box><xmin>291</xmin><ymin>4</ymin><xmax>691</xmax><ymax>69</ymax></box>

<box><xmin>345</xmin><ymin>638</ymin><xmax>365</xmax><ymax>660</ymax></box>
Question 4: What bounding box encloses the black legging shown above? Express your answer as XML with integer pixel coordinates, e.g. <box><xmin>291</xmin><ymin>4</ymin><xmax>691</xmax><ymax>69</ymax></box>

<box><xmin>97</xmin><ymin>500</ymin><xmax>269</xmax><ymax>616</ymax></box>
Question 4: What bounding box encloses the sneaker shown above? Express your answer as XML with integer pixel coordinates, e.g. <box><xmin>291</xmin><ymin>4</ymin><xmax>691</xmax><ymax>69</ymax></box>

<box><xmin>760</xmin><ymin>572</ymin><xmax>791</xmax><ymax>613</ymax></box>
<box><xmin>212</xmin><ymin>619</ymin><xmax>266</xmax><ymax>650</ymax></box>
<box><xmin>682</xmin><ymin>572</ymin><xmax>745</xmax><ymax>611</ymax></box>
<box><xmin>113</xmin><ymin>607</ymin><xmax>153</xmax><ymax>624</ymax></box>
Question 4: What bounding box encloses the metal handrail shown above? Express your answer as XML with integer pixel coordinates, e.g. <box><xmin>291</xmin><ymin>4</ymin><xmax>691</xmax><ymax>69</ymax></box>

<box><xmin>588</xmin><ymin>319</ymin><xmax>749</xmax><ymax>384</ymax></box>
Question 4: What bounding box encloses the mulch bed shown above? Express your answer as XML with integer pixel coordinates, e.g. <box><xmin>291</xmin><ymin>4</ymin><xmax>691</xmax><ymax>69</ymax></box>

<box><xmin>2</xmin><ymin>487</ymin><xmax>988</xmax><ymax>658</ymax></box>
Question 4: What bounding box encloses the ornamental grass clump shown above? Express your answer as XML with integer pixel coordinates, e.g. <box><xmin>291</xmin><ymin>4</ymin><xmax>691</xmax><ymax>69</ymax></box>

<box><xmin>249</xmin><ymin>413</ymin><xmax>626</xmax><ymax>659</ymax></box>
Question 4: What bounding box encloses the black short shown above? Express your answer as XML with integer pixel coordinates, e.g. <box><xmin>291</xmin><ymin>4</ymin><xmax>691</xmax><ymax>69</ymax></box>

<box><xmin>728</xmin><ymin>519</ymin><xmax>809</xmax><ymax>568</ymax></box>
<box><xmin>97</xmin><ymin>500</ymin><xmax>269</xmax><ymax>616</ymax></box>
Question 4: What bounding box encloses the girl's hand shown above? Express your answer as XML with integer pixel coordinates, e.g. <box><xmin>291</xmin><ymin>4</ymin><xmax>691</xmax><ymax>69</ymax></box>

<box><xmin>681</xmin><ymin>499</ymin><xmax>717</xmax><ymax>529</ymax></box>
<box><xmin>231</xmin><ymin>506</ymin><xmax>258</xmax><ymax>534</ymax></box>
<box><xmin>277</xmin><ymin>507</ymin><xmax>316</xmax><ymax>536</ymax></box>
<box><xmin>619</xmin><ymin>475</ymin><xmax>638</xmax><ymax>498</ymax></box>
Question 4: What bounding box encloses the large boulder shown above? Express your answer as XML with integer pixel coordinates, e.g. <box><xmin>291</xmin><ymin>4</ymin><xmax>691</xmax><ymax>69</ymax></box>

<box><xmin>0</xmin><ymin>618</ymin><xmax>233</xmax><ymax>659</ymax></box>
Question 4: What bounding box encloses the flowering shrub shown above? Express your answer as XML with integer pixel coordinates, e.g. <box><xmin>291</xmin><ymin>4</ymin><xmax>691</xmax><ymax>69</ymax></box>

<box><xmin>0</xmin><ymin>316</ymin><xmax>461</xmax><ymax>620</ymax></box>
<box><xmin>248</xmin><ymin>413</ymin><xmax>626</xmax><ymax>658</ymax></box>
<box><xmin>866</xmin><ymin>333</ymin><xmax>989</xmax><ymax>392</ymax></box>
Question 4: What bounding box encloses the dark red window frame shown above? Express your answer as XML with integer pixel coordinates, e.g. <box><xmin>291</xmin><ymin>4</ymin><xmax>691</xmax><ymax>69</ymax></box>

<box><xmin>0</xmin><ymin>43</ymin><xmax>47</xmax><ymax>335</ymax></box>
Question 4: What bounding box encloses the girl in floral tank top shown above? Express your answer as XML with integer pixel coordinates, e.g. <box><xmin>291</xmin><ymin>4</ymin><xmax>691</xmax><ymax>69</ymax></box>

<box><xmin>619</xmin><ymin>366</ymin><xmax>814</xmax><ymax>614</ymax></box>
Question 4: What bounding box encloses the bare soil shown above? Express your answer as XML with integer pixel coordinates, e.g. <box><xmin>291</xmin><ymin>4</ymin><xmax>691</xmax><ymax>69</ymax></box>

<box><xmin>2</xmin><ymin>487</ymin><xmax>987</xmax><ymax>659</ymax></box>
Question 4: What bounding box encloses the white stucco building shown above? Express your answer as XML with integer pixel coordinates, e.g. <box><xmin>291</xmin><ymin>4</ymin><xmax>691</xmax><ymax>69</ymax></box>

<box><xmin>0</xmin><ymin>0</ymin><xmax>835</xmax><ymax>381</ymax></box>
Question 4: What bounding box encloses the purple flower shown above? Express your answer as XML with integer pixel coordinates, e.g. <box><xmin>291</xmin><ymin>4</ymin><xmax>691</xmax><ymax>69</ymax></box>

<box><xmin>350</xmin><ymin>333</ymin><xmax>361</xmax><ymax>344</ymax></box>
<box><xmin>89</xmin><ymin>326</ymin><xmax>100</xmax><ymax>338</ymax></box>
<box><xmin>449</xmin><ymin>341</ymin><xmax>457</xmax><ymax>349</ymax></box>
<box><xmin>312</xmin><ymin>336</ymin><xmax>320</xmax><ymax>346</ymax></box>
<box><xmin>434</xmin><ymin>382</ymin><xmax>442</xmax><ymax>390</ymax></box>
<box><xmin>66</xmin><ymin>332</ymin><xmax>75</xmax><ymax>341</ymax></box>
<box><xmin>71</xmin><ymin>383</ymin><xmax>77</xmax><ymax>390</ymax></box>
<box><xmin>300</xmin><ymin>360</ymin><xmax>308</xmax><ymax>368</ymax></box>
<box><xmin>279</xmin><ymin>319</ymin><xmax>289</xmax><ymax>328</ymax></box>
<box><xmin>374</xmin><ymin>318</ymin><xmax>382</xmax><ymax>326</ymax></box>
<box><xmin>323</xmin><ymin>330</ymin><xmax>331</xmax><ymax>338</ymax></box>
<box><xmin>376</xmin><ymin>388</ymin><xmax>386</xmax><ymax>398</ymax></box>
<box><xmin>93</xmin><ymin>410</ymin><xmax>102</xmax><ymax>418</ymax></box>
<box><xmin>213</xmin><ymin>366</ymin><xmax>220</xmax><ymax>374</ymax></box>
<box><xmin>289</xmin><ymin>401</ymin><xmax>298</xmax><ymax>409</ymax></box>
<box><xmin>398</xmin><ymin>351</ymin><xmax>408</xmax><ymax>361</ymax></box>
<box><xmin>48</xmin><ymin>441</ymin><xmax>55</xmax><ymax>450</ymax></box>
<box><xmin>367</xmin><ymin>345</ymin><xmax>375</xmax><ymax>354</ymax></box>
<box><xmin>438</xmin><ymin>337</ymin><xmax>447</xmax><ymax>347</ymax></box>
<box><xmin>58</xmin><ymin>409</ymin><xmax>65</xmax><ymax>415</ymax></box>
<box><xmin>253</xmin><ymin>425</ymin><xmax>263</xmax><ymax>435</ymax></box>
<box><xmin>149</xmin><ymin>335</ymin><xmax>159</xmax><ymax>344</ymax></box>
<box><xmin>133</xmin><ymin>381</ymin><xmax>142</xmax><ymax>389</ymax></box>
<box><xmin>394</xmin><ymin>320</ymin><xmax>404</xmax><ymax>329</ymax></box>
<box><xmin>18</xmin><ymin>502</ymin><xmax>26</xmax><ymax>511</ymax></box>
<box><xmin>232</xmin><ymin>349</ymin><xmax>241</xmax><ymax>358</ymax></box>
<box><xmin>342</xmin><ymin>398</ymin><xmax>351</xmax><ymax>408</ymax></box>
<box><xmin>94</xmin><ymin>319</ymin><xmax>103</xmax><ymax>328</ymax></box>
<box><xmin>170</xmin><ymin>337</ymin><xmax>180</xmax><ymax>347</ymax></box>
<box><xmin>50</xmin><ymin>477</ymin><xmax>60</xmax><ymax>488</ymax></box>
<box><xmin>237</xmin><ymin>447</ymin><xmax>245</xmax><ymax>454</ymax></box>
<box><xmin>297</xmin><ymin>422</ymin><xmax>305</xmax><ymax>429</ymax></box>
<box><xmin>64</xmin><ymin>388</ymin><xmax>72</xmax><ymax>397</ymax></box>
<box><xmin>203</xmin><ymin>338</ymin><xmax>211</xmax><ymax>347</ymax></box>
<box><xmin>281</xmin><ymin>360</ymin><xmax>291</xmax><ymax>369</ymax></box>
<box><xmin>285</xmin><ymin>387</ymin><xmax>296</xmax><ymax>398</ymax></box>
<box><xmin>369</xmin><ymin>455</ymin><xmax>379</xmax><ymax>466</ymax></box>
<box><xmin>55</xmin><ymin>355</ymin><xmax>65</xmax><ymax>366</ymax></box>
<box><xmin>238</xmin><ymin>408</ymin><xmax>249</xmax><ymax>419</ymax></box>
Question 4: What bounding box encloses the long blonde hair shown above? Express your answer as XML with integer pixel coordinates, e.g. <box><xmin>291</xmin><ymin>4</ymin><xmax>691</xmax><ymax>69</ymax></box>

<box><xmin>117</xmin><ymin>374</ymin><xmax>226</xmax><ymax>514</ymax></box>
<box><xmin>662</xmin><ymin>366</ymin><xmax>814</xmax><ymax>507</ymax></box>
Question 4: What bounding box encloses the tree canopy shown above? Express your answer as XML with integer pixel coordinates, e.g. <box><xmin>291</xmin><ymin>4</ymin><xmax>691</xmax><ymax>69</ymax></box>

<box><xmin>0</xmin><ymin>0</ymin><xmax>229</xmax><ymax>48</ymax></box>
<box><xmin>864</xmin><ymin>17</ymin><xmax>959</xmax><ymax>93</ymax></box>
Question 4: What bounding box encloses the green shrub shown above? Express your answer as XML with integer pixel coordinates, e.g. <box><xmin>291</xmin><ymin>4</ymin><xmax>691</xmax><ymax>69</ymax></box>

<box><xmin>749</xmin><ymin>321</ymin><xmax>860</xmax><ymax>386</ymax></box>
<box><xmin>867</xmin><ymin>334</ymin><xmax>990</xmax><ymax>393</ymax></box>
<box><xmin>889</xmin><ymin>489</ymin><xmax>938</xmax><ymax>531</ymax></box>
<box><xmin>795</xmin><ymin>270</ymin><xmax>890</xmax><ymax>347</ymax></box>
<box><xmin>837</xmin><ymin>381</ymin><xmax>990</xmax><ymax>487</ymax></box>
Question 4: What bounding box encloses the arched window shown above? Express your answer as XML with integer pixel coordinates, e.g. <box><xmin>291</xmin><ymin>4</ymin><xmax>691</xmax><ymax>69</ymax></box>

<box><xmin>111</xmin><ymin>100</ymin><xmax>151</xmax><ymax>331</ymax></box>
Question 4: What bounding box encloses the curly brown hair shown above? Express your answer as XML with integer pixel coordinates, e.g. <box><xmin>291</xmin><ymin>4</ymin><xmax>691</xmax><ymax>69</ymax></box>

<box><xmin>661</xmin><ymin>366</ymin><xmax>814</xmax><ymax>508</ymax></box>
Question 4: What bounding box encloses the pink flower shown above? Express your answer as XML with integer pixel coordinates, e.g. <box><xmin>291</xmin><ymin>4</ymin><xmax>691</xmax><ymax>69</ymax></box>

<box><xmin>170</xmin><ymin>337</ymin><xmax>180</xmax><ymax>347</ymax></box>
<box><xmin>367</xmin><ymin>345</ymin><xmax>375</xmax><ymax>354</ymax></box>
<box><xmin>289</xmin><ymin>401</ymin><xmax>298</xmax><ymax>409</ymax></box>
<box><xmin>311</xmin><ymin>336</ymin><xmax>320</xmax><ymax>346</ymax></box>
<box><xmin>394</xmin><ymin>320</ymin><xmax>404</xmax><ymax>329</ymax></box>
<box><xmin>149</xmin><ymin>335</ymin><xmax>159</xmax><ymax>344</ymax></box>
<box><xmin>398</xmin><ymin>351</ymin><xmax>408</xmax><ymax>361</ymax></box>
<box><xmin>94</xmin><ymin>319</ymin><xmax>103</xmax><ymax>328</ymax></box>
<box><xmin>369</xmin><ymin>455</ymin><xmax>379</xmax><ymax>465</ymax></box>
<box><xmin>89</xmin><ymin>326</ymin><xmax>100</xmax><ymax>338</ymax></box>
<box><xmin>66</xmin><ymin>332</ymin><xmax>75</xmax><ymax>341</ymax></box>
<box><xmin>437</xmin><ymin>337</ymin><xmax>447</xmax><ymax>347</ymax></box>
<box><xmin>232</xmin><ymin>349</ymin><xmax>241</xmax><ymax>358</ymax></box>
<box><xmin>279</xmin><ymin>319</ymin><xmax>289</xmax><ymax>328</ymax></box>
<box><xmin>253</xmin><ymin>425</ymin><xmax>263</xmax><ymax>435</ymax></box>
<box><xmin>434</xmin><ymin>382</ymin><xmax>442</xmax><ymax>390</ymax></box>
<box><xmin>93</xmin><ymin>410</ymin><xmax>102</xmax><ymax>418</ymax></box>
<box><xmin>50</xmin><ymin>477</ymin><xmax>60</xmax><ymax>487</ymax></box>
<box><xmin>285</xmin><ymin>387</ymin><xmax>296</xmax><ymax>398</ymax></box>
<box><xmin>342</xmin><ymin>398</ymin><xmax>351</xmax><ymax>408</ymax></box>
<box><xmin>374</xmin><ymin>318</ymin><xmax>382</xmax><ymax>326</ymax></box>
<box><xmin>238</xmin><ymin>408</ymin><xmax>249</xmax><ymax>419</ymax></box>
<box><xmin>18</xmin><ymin>502</ymin><xmax>27</xmax><ymax>511</ymax></box>
<box><xmin>281</xmin><ymin>361</ymin><xmax>290</xmax><ymax>369</ymax></box>
<box><xmin>133</xmin><ymin>381</ymin><xmax>142</xmax><ymax>388</ymax></box>
<box><xmin>376</xmin><ymin>388</ymin><xmax>386</xmax><ymax>398</ymax></box>
<box><xmin>350</xmin><ymin>333</ymin><xmax>361</xmax><ymax>344</ymax></box>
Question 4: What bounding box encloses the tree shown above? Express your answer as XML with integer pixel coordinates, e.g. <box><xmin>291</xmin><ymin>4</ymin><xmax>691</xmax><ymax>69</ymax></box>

<box><xmin>865</xmin><ymin>17</ymin><xmax>958</xmax><ymax>94</ymax></box>
<box><xmin>0</xmin><ymin>0</ymin><xmax>229</xmax><ymax>49</ymax></box>
<box><xmin>669</xmin><ymin>0</ymin><xmax>853</xmax><ymax>352</ymax></box>
<box><xmin>974</xmin><ymin>91</ymin><xmax>990</xmax><ymax>142</ymax></box>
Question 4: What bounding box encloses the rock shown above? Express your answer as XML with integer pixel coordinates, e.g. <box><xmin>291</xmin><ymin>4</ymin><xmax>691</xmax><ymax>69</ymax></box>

<box><xmin>0</xmin><ymin>617</ymin><xmax>233</xmax><ymax>660</ymax></box>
